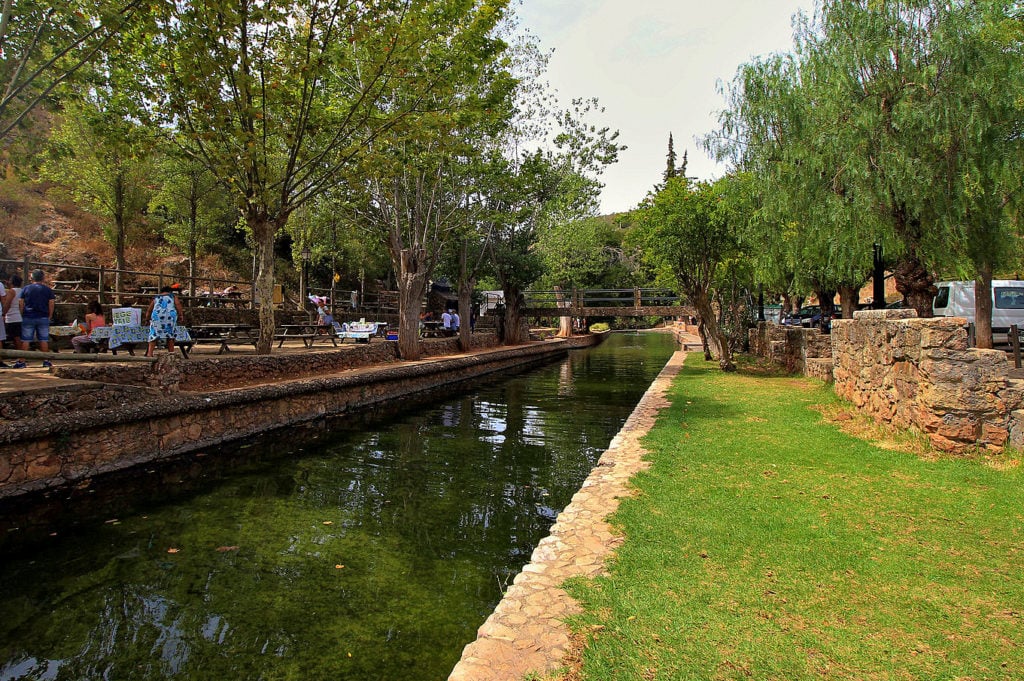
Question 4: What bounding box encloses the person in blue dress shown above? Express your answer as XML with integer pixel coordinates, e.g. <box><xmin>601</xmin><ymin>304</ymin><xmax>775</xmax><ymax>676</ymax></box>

<box><xmin>144</xmin><ymin>285</ymin><xmax>183</xmax><ymax>357</ymax></box>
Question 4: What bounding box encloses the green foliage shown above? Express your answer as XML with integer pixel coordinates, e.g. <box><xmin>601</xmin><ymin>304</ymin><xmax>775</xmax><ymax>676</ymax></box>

<box><xmin>40</xmin><ymin>98</ymin><xmax>153</xmax><ymax>267</ymax></box>
<box><xmin>149</xmin><ymin>149</ymin><xmax>235</xmax><ymax>269</ymax></box>
<box><xmin>588</xmin><ymin>322</ymin><xmax>609</xmax><ymax>332</ymax></box>
<box><xmin>0</xmin><ymin>0</ymin><xmax>152</xmax><ymax>144</ymax></box>
<box><xmin>708</xmin><ymin>0</ymin><xmax>1024</xmax><ymax>321</ymax></box>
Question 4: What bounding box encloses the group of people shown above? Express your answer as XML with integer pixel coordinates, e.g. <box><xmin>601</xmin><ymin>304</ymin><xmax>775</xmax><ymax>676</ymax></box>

<box><xmin>441</xmin><ymin>308</ymin><xmax>461</xmax><ymax>336</ymax></box>
<box><xmin>1</xmin><ymin>269</ymin><xmax>56</xmax><ymax>368</ymax></box>
<box><xmin>0</xmin><ymin>270</ymin><xmax>184</xmax><ymax>368</ymax></box>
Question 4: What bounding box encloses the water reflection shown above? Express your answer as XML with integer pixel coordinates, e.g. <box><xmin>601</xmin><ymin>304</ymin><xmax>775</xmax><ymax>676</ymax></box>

<box><xmin>0</xmin><ymin>333</ymin><xmax>676</xmax><ymax>681</ymax></box>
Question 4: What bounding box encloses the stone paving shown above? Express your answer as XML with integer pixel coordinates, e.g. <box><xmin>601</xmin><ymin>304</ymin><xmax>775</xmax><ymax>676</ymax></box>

<box><xmin>448</xmin><ymin>347</ymin><xmax>689</xmax><ymax>681</ymax></box>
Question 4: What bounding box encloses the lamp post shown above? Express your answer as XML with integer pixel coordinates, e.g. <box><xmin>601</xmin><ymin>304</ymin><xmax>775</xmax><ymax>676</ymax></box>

<box><xmin>872</xmin><ymin>242</ymin><xmax>885</xmax><ymax>309</ymax></box>
<box><xmin>301</xmin><ymin>245</ymin><xmax>311</xmax><ymax>310</ymax></box>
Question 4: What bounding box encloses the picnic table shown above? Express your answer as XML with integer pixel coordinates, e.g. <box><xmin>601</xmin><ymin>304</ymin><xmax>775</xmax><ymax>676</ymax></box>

<box><xmin>89</xmin><ymin>325</ymin><xmax>193</xmax><ymax>357</ymax></box>
<box><xmin>189</xmin><ymin>323</ymin><xmax>257</xmax><ymax>354</ymax></box>
<box><xmin>338</xmin><ymin>321</ymin><xmax>388</xmax><ymax>343</ymax></box>
<box><xmin>275</xmin><ymin>323</ymin><xmax>337</xmax><ymax>348</ymax></box>
<box><xmin>420</xmin><ymin>320</ymin><xmax>445</xmax><ymax>338</ymax></box>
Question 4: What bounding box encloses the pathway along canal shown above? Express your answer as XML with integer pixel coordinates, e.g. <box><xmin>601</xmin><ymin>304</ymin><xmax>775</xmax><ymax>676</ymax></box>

<box><xmin>0</xmin><ymin>332</ymin><xmax>676</xmax><ymax>681</ymax></box>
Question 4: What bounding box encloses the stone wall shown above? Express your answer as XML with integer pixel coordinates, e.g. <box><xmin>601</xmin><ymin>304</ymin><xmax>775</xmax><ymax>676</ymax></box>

<box><xmin>0</xmin><ymin>336</ymin><xmax>600</xmax><ymax>499</ymax></box>
<box><xmin>0</xmin><ymin>383</ymin><xmax>158</xmax><ymax>420</ymax></box>
<box><xmin>748</xmin><ymin>322</ymin><xmax>833</xmax><ymax>376</ymax></box>
<box><xmin>831</xmin><ymin>310</ymin><xmax>1024</xmax><ymax>452</ymax></box>
<box><xmin>55</xmin><ymin>333</ymin><xmax>501</xmax><ymax>393</ymax></box>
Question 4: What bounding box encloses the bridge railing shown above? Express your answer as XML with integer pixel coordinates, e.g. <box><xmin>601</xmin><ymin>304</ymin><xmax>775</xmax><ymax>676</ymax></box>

<box><xmin>522</xmin><ymin>288</ymin><xmax>683</xmax><ymax>309</ymax></box>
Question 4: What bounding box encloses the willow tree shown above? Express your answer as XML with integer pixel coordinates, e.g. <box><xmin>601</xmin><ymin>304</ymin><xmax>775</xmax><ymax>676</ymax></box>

<box><xmin>137</xmin><ymin>0</ymin><xmax>503</xmax><ymax>353</ymax></box>
<box><xmin>918</xmin><ymin>1</ymin><xmax>1024</xmax><ymax>347</ymax></box>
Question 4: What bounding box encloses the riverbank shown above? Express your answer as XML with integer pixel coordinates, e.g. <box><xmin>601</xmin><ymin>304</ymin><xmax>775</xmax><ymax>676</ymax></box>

<box><xmin>551</xmin><ymin>354</ymin><xmax>1024</xmax><ymax>679</ymax></box>
<box><xmin>0</xmin><ymin>334</ymin><xmax>603</xmax><ymax>499</ymax></box>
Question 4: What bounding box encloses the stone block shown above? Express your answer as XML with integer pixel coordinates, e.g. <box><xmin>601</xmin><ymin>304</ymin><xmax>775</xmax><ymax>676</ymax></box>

<box><xmin>920</xmin><ymin>319</ymin><xmax>968</xmax><ymax>350</ymax></box>
<box><xmin>981</xmin><ymin>422</ymin><xmax>1010</xmax><ymax>447</ymax></box>
<box><xmin>1010</xmin><ymin>410</ymin><xmax>1024</xmax><ymax>447</ymax></box>
<box><xmin>853</xmin><ymin>308</ymin><xmax>918</xmax><ymax>320</ymax></box>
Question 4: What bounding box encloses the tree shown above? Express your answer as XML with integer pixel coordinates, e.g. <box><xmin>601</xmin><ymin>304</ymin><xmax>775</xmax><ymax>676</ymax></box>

<box><xmin>487</xmin><ymin>97</ymin><xmax>624</xmax><ymax>344</ymax></box>
<box><xmin>138</xmin><ymin>0</ymin><xmax>507</xmax><ymax>353</ymax></box>
<box><xmin>150</xmin><ymin>149</ymin><xmax>236</xmax><ymax>293</ymax></box>
<box><xmin>634</xmin><ymin>176</ymin><xmax>740</xmax><ymax>371</ymax></box>
<box><xmin>41</xmin><ymin>98</ymin><xmax>152</xmax><ymax>295</ymax></box>
<box><xmin>0</xmin><ymin>0</ymin><xmax>151</xmax><ymax>147</ymax></box>
<box><xmin>918</xmin><ymin>1</ymin><xmax>1024</xmax><ymax>347</ymax></box>
<box><xmin>339</xmin><ymin>4</ymin><xmax>512</xmax><ymax>360</ymax></box>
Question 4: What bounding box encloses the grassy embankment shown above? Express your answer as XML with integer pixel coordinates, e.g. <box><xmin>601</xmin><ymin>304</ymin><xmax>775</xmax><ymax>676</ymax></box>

<box><xmin>557</xmin><ymin>354</ymin><xmax>1023</xmax><ymax>680</ymax></box>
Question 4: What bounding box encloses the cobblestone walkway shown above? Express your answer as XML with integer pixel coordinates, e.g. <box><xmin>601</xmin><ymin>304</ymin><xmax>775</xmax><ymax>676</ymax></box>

<box><xmin>448</xmin><ymin>348</ymin><xmax>687</xmax><ymax>681</ymax></box>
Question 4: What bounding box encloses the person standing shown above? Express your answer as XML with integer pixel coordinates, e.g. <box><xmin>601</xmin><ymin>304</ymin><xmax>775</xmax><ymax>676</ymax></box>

<box><xmin>4</xmin><ymin>274</ymin><xmax>23</xmax><ymax>350</ymax></box>
<box><xmin>441</xmin><ymin>308</ymin><xmax>453</xmax><ymax>336</ymax></box>
<box><xmin>144</xmin><ymin>285</ymin><xmax>183</xmax><ymax>357</ymax></box>
<box><xmin>452</xmin><ymin>310</ymin><xmax>461</xmax><ymax>333</ymax></box>
<box><xmin>18</xmin><ymin>269</ymin><xmax>56</xmax><ymax>367</ymax></box>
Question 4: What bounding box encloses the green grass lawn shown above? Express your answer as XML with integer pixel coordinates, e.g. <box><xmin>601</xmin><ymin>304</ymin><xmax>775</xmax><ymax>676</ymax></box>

<box><xmin>559</xmin><ymin>355</ymin><xmax>1024</xmax><ymax>681</ymax></box>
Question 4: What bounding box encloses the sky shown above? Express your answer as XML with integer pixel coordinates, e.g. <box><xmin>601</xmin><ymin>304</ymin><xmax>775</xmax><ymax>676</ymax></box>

<box><xmin>515</xmin><ymin>0</ymin><xmax>814</xmax><ymax>215</ymax></box>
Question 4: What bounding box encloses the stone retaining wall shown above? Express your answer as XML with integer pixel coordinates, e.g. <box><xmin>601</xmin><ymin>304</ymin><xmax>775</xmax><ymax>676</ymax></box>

<box><xmin>748</xmin><ymin>322</ymin><xmax>832</xmax><ymax>376</ymax></box>
<box><xmin>55</xmin><ymin>333</ymin><xmax>500</xmax><ymax>393</ymax></box>
<box><xmin>0</xmin><ymin>336</ymin><xmax>598</xmax><ymax>499</ymax></box>
<box><xmin>832</xmin><ymin>310</ymin><xmax>1024</xmax><ymax>452</ymax></box>
<box><xmin>0</xmin><ymin>383</ymin><xmax>158</xmax><ymax>419</ymax></box>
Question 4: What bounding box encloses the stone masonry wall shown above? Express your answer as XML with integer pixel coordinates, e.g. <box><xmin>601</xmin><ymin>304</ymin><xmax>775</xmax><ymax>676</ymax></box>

<box><xmin>55</xmin><ymin>333</ymin><xmax>500</xmax><ymax>393</ymax></box>
<box><xmin>832</xmin><ymin>309</ymin><xmax>1024</xmax><ymax>452</ymax></box>
<box><xmin>0</xmin><ymin>336</ymin><xmax>599</xmax><ymax>498</ymax></box>
<box><xmin>748</xmin><ymin>322</ymin><xmax>833</xmax><ymax>377</ymax></box>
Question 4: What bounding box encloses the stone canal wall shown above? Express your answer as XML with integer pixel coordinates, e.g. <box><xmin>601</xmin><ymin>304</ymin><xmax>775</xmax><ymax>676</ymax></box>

<box><xmin>0</xmin><ymin>336</ymin><xmax>600</xmax><ymax>499</ymax></box>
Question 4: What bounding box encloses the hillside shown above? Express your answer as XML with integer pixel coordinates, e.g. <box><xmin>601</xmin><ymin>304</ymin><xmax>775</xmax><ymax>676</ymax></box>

<box><xmin>0</xmin><ymin>178</ymin><xmax>243</xmax><ymax>286</ymax></box>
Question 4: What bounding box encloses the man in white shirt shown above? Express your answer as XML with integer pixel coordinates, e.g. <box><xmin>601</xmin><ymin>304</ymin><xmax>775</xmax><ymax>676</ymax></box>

<box><xmin>452</xmin><ymin>310</ymin><xmax>461</xmax><ymax>333</ymax></box>
<box><xmin>441</xmin><ymin>309</ymin><xmax>452</xmax><ymax>336</ymax></box>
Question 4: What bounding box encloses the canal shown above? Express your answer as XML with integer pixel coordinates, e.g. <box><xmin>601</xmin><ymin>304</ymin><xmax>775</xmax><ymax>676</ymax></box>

<box><xmin>0</xmin><ymin>332</ymin><xmax>676</xmax><ymax>681</ymax></box>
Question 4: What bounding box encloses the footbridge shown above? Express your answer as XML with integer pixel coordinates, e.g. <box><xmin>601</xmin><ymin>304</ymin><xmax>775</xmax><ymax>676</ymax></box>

<box><xmin>488</xmin><ymin>288</ymin><xmax>692</xmax><ymax>319</ymax></box>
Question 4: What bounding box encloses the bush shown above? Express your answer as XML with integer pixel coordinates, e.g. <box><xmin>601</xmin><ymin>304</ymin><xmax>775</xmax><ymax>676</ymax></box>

<box><xmin>589</xmin><ymin>322</ymin><xmax>610</xmax><ymax>332</ymax></box>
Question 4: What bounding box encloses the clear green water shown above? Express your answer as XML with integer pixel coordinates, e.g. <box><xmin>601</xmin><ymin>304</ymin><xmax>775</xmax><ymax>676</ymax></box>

<box><xmin>0</xmin><ymin>333</ymin><xmax>676</xmax><ymax>681</ymax></box>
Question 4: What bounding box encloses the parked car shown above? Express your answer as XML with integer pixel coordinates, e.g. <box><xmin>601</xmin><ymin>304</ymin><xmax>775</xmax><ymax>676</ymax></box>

<box><xmin>781</xmin><ymin>305</ymin><xmax>820</xmax><ymax>327</ymax></box>
<box><xmin>933</xmin><ymin>280</ymin><xmax>1024</xmax><ymax>344</ymax></box>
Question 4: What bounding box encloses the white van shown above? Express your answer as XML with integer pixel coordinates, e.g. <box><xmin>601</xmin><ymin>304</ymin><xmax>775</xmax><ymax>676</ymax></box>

<box><xmin>932</xmin><ymin>280</ymin><xmax>1024</xmax><ymax>343</ymax></box>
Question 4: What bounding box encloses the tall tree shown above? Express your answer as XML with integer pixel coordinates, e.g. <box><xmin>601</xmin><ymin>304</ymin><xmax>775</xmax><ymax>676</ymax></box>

<box><xmin>340</xmin><ymin>2</ymin><xmax>512</xmax><ymax>360</ymax></box>
<box><xmin>150</xmin><ymin>150</ymin><xmax>235</xmax><ymax>293</ymax></box>
<box><xmin>41</xmin><ymin>98</ymin><xmax>153</xmax><ymax>295</ymax></box>
<box><xmin>138</xmin><ymin>0</ymin><xmax>505</xmax><ymax>353</ymax></box>
<box><xmin>634</xmin><ymin>176</ymin><xmax>740</xmax><ymax>371</ymax></box>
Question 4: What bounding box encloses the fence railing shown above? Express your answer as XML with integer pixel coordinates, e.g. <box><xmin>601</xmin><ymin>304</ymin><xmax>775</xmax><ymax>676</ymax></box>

<box><xmin>523</xmin><ymin>288</ymin><xmax>683</xmax><ymax>309</ymax></box>
<box><xmin>0</xmin><ymin>255</ymin><xmax>255</xmax><ymax>309</ymax></box>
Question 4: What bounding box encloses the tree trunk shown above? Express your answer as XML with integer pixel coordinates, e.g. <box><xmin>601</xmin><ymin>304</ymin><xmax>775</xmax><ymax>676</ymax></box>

<box><xmin>894</xmin><ymin>255</ymin><xmax>936</xmax><ymax>318</ymax></box>
<box><xmin>975</xmin><ymin>265</ymin><xmax>994</xmax><ymax>349</ymax></box>
<box><xmin>251</xmin><ymin>217</ymin><xmax>278</xmax><ymax>354</ymax></box>
<box><xmin>501</xmin><ymin>285</ymin><xmax>527</xmax><ymax>345</ymax></box>
<box><xmin>692</xmin><ymin>292</ymin><xmax>735</xmax><ymax>371</ymax></box>
<box><xmin>457</xmin><ymin>276</ymin><xmax>474</xmax><ymax>352</ymax></box>
<box><xmin>838</xmin><ymin>284</ymin><xmax>859</xmax><ymax>319</ymax></box>
<box><xmin>554</xmin><ymin>285</ymin><xmax>571</xmax><ymax>338</ymax></box>
<box><xmin>396</xmin><ymin>247</ymin><xmax>429</xmax><ymax>361</ymax></box>
<box><xmin>697</xmin><ymin>319</ymin><xmax>712</xmax><ymax>361</ymax></box>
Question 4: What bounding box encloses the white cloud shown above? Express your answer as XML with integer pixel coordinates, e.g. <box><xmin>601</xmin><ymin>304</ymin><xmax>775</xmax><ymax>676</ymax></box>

<box><xmin>517</xmin><ymin>0</ymin><xmax>813</xmax><ymax>213</ymax></box>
